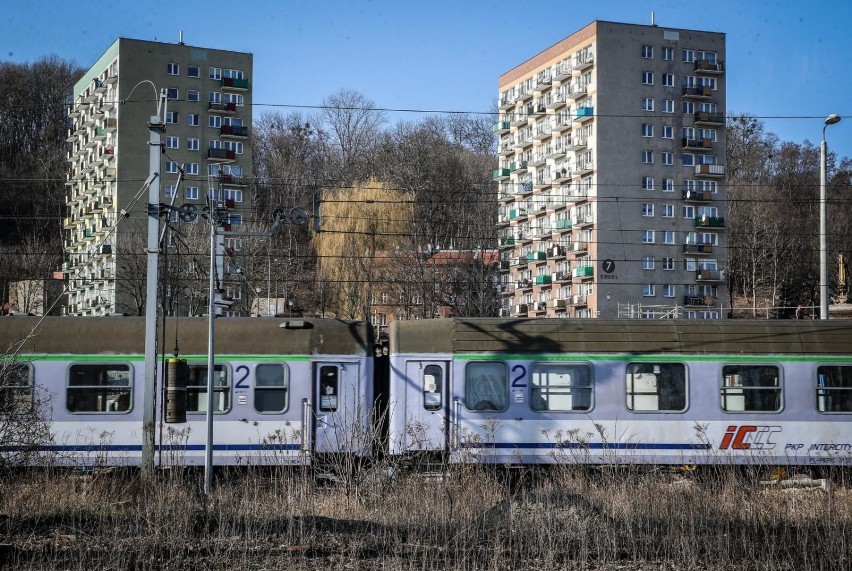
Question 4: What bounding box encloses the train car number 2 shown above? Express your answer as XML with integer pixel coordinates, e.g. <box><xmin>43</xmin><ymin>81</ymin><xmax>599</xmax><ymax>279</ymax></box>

<box><xmin>511</xmin><ymin>364</ymin><xmax>527</xmax><ymax>388</ymax></box>
<box><xmin>234</xmin><ymin>365</ymin><xmax>250</xmax><ymax>389</ymax></box>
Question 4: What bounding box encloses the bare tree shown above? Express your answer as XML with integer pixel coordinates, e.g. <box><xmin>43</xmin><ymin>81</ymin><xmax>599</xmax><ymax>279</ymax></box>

<box><xmin>320</xmin><ymin>89</ymin><xmax>386</xmax><ymax>179</ymax></box>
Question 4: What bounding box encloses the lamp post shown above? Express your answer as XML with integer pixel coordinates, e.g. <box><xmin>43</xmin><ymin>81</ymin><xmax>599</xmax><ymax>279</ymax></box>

<box><xmin>820</xmin><ymin>114</ymin><xmax>841</xmax><ymax>319</ymax></box>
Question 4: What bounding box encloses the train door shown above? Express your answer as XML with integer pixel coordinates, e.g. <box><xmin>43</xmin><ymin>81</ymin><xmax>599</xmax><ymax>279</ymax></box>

<box><xmin>449</xmin><ymin>360</ymin><xmax>511</xmax><ymax>462</ymax></box>
<box><xmin>309</xmin><ymin>361</ymin><xmax>364</xmax><ymax>455</ymax></box>
<box><xmin>403</xmin><ymin>361</ymin><xmax>449</xmax><ymax>453</ymax></box>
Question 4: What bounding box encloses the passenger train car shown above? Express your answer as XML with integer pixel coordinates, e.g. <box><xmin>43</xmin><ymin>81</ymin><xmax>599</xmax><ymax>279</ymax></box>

<box><xmin>388</xmin><ymin>319</ymin><xmax>852</xmax><ymax>466</ymax></box>
<box><xmin>0</xmin><ymin>317</ymin><xmax>375</xmax><ymax>467</ymax></box>
<box><xmin>2</xmin><ymin>316</ymin><xmax>852</xmax><ymax>468</ymax></box>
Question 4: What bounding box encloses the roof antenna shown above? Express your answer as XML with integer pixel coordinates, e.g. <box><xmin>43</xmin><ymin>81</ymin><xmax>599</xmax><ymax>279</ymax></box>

<box><xmin>179</xmin><ymin>30</ymin><xmax>185</xmax><ymax>45</ymax></box>
<box><xmin>651</xmin><ymin>12</ymin><xmax>656</xmax><ymax>26</ymax></box>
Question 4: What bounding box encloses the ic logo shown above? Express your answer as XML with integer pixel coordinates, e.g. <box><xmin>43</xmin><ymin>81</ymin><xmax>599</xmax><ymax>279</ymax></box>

<box><xmin>719</xmin><ymin>425</ymin><xmax>782</xmax><ymax>451</ymax></box>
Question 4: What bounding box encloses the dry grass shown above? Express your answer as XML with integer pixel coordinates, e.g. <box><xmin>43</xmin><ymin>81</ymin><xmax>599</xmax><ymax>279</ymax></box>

<box><xmin>1</xmin><ymin>462</ymin><xmax>850</xmax><ymax>570</ymax></box>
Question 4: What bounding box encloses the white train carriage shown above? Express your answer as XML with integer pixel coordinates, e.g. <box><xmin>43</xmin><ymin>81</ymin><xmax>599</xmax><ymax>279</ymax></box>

<box><xmin>387</xmin><ymin>319</ymin><xmax>852</xmax><ymax>466</ymax></box>
<box><xmin>1</xmin><ymin>316</ymin><xmax>375</xmax><ymax>467</ymax></box>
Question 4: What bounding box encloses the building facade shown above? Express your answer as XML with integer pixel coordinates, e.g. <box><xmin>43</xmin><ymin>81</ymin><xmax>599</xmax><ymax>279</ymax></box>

<box><xmin>64</xmin><ymin>38</ymin><xmax>252</xmax><ymax>315</ymax></box>
<box><xmin>496</xmin><ymin>21</ymin><xmax>727</xmax><ymax>319</ymax></box>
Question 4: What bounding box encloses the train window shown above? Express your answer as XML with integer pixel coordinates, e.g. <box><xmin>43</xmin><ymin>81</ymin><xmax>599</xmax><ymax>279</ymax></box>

<box><xmin>464</xmin><ymin>362</ymin><xmax>508</xmax><ymax>411</ymax></box>
<box><xmin>817</xmin><ymin>366</ymin><xmax>852</xmax><ymax>413</ymax></box>
<box><xmin>626</xmin><ymin>363</ymin><xmax>687</xmax><ymax>412</ymax></box>
<box><xmin>721</xmin><ymin>365</ymin><xmax>781</xmax><ymax>412</ymax></box>
<box><xmin>66</xmin><ymin>364</ymin><xmax>132</xmax><ymax>413</ymax></box>
<box><xmin>254</xmin><ymin>364</ymin><xmax>289</xmax><ymax>413</ymax></box>
<box><xmin>319</xmin><ymin>366</ymin><xmax>338</xmax><ymax>412</ymax></box>
<box><xmin>1</xmin><ymin>362</ymin><xmax>33</xmax><ymax>413</ymax></box>
<box><xmin>186</xmin><ymin>364</ymin><xmax>230</xmax><ymax>413</ymax></box>
<box><xmin>531</xmin><ymin>364</ymin><xmax>592</xmax><ymax>412</ymax></box>
<box><xmin>423</xmin><ymin>365</ymin><xmax>442</xmax><ymax>411</ymax></box>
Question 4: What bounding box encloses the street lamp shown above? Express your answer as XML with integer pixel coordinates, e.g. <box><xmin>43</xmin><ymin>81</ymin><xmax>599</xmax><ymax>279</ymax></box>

<box><xmin>820</xmin><ymin>114</ymin><xmax>841</xmax><ymax>319</ymax></box>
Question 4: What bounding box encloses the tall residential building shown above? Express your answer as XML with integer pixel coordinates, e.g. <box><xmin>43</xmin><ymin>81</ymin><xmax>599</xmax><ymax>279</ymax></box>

<box><xmin>496</xmin><ymin>21</ymin><xmax>727</xmax><ymax>319</ymax></box>
<box><xmin>64</xmin><ymin>38</ymin><xmax>252</xmax><ymax>315</ymax></box>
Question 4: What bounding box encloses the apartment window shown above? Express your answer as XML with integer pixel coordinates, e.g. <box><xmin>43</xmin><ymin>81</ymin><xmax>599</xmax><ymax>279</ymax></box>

<box><xmin>165</xmin><ymin>161</ymin><xmax>179</xmax><ymax>174</ymax></box>
<box><xmin>643</xmin><ymin>284</ymin><xmax>656</xmax><ymax>297</ymax></box>
<box><xmin>209</xmin><ymin>140</ymin><xmax>221</xmax><ymax>150</ymax></box>
<box><xmin>187</xmin><ymin>89</ymin><xmax>200</xmax><ymax>102</ymax></box>
<box><xmin>643</xmin><ymin>256</ymin><xmax>655</xmax><ymax>270</ymax></box>
<box><xmin>662</xmin><ymin>73</ymin><xmax>674</xmax><ymax>87</ymax></box>
<box><xmin>223</xmin><ymin>68</ymin><xmax>245</xmax><ymax>79</ymax></box>
<box><xmin>187</xmin><ymin>138</ymin><xmax>199</xmax><ymax>151</ymax></box>
<box><xmin>167</xmin><ymin>63</ymin><xmax>179</xmax><ymax>75</ymax></box>
<box><xmin>663</xmin><ymin>284</ymin><xmax>676</xmax><ymax>298</ymax></box>
<box><xmin>186</xmin><ymin>163</ymin><xmax>199</xmax><ymax>176</ymax></box>
<box><xmin>187</xmin><ymin>113</ymin><xmax>200</xmax><ymax>126</ymax></box>
<box><xmin>642</xmin><ymin>203</ymin><xmax>654</xmax><ymax>217</ymax></box>
<box><xmin>683</xmin><ymin>49</ymin><xmax>695</xmax><ymax>63</ymax></box>
<box><xmin>662</xmin><ymin>125</ymin><xmax>673</xmax><ymax>139</ymax></box>
<box><xmin>683</xmin><ymin>101</ymin><xmax>695</xmax><ymax>114</ymax></box>
<box><xmin>185</xmin><ymin>186</ymin><xmax>199</xmax><ymax>200</ymax></box>
<box><xmin>661</xmin><ymin>204</ymin><xmax>674</xmax><ymax>218</ymax></box>
<box><xmin>682</xmin><ymin>153</ymin><xmax>695</xmax><ymax>166</ymax></box>
<box><xmin>209</xmin><ymin>67</ymin><xmax>222</xmax><ymax>80</ymax></box>
<box><xmin>641</xmin><ymin>45</ymin><xmax>654</xmax><ymax>59</ymax></box>
<box><xmin>662</xmin><ymin>100</ymin><xmax>674</xmax><ymax>113</ymax></box>
<box><xmin>187</xmin><ymin>65</ymin><xmax>200</xmax><ymax>78</ymax></box>
<box><xmin>208</xmin><ymin>165</ymin><xmax>222</xmax><ymax>176</ymax></box>
<box><xmin>661</xmin><ymin>152</ymin><xmax>673</xmax><ymax>165</ymax></box>
<box><xmin>642</xmin><ymin>150</ymin><xmax>653</xmax><ymax>164</ymax></box>
<box><xmin>224</xmin><ymin>93</ymin><xmax>245</xmax><ymax>107</ymax></box>
<box><xmin>209</xmin><ymin>91</ymin><xmax>221</xmax><ymax>103</ymax></box>
<box><xmin>229</xmin><ymin>214</ymin><xmax>243</xmax><ymax>226</ymax></box>
<box><xmin>164</xmin><ymin>185</ymin><xmax>176</xmax><ymax>198</ymax></box>
<box><xmin>223</xmin><ymin>141</ymin><xmax>243</xmax><ymax>154</ymax></box>
<box><xmin>166</xmin><ymin>111</ymin><xmax>179</xmax><ymax>124</ymax></box>
<box><xmin>684</xmin><ymin>258</ymin><xmax>697</xmax><ymax>272</ymax></box>
<box><xmin>642</xmin><ymin>230</ymin><xmax>655</xmax><ymax>244</ymax></box>
<box><xmin>642</xmin><ymin>98</ymin><xmax>654</xmax><ymax>111</ymax></box>
<box><xmin>209</xmin><ymin>115</ymin><xmax>222</xmax><ymax>128</ymax></box>
<box><xmin>662</xmin><ymin>257</ymin><xmax>674</xmax><ymax>270</ymax></box>
<box><xmin>166</xmin><ymin>136</ymin><xmax>179</xmax><ymax>149</ymax></box>
<box><xmin>683</xmin><ymin>205</ymin><xmax>695</xmax><ymax>219</ymax></box>
<box><xmin>642</xmin><ymin>124</ymin><xmax>654</xmax><ymax>137</ymax></box>
<box><xmin>642</xmin><ymin>71</ymin><xmax>654</xmax><ymax>85</ymax></box>
<box><xmin>224</xmin><ymin>189</ymin><xmax>243</xmax><ymax>203</ymax></box>
<box><xmin>662</xmin><ymin>47</ymin><xmax>674</xmax><ymax>61</ymax></box>
<box><xmin>642</xmin><ymin>176</ymin><xmax>655</xmax><ymax>190</ymax></box>
<box><xmin>662</xmin><ymin>178</ymin><xmax>674</xmax><ymax>192</ymax></box>
<box><xmin>67</xmin><ymin>364</ymin><xmax>132</xmax><ymax>413</ymax></box>
<box><xmin>166</xmin><ymin>87</ymin><xmax>178</xmax><ymax>100</ymax></box>
<box><xmin>662</xmin><ymin>231</ymin><xmax>675</xmax><ymax>244</ymax></box>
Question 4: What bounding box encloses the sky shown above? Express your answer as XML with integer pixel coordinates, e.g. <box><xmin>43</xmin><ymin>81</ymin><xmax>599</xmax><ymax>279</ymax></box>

<box><xmin>4</xmin><ymin>0</ymin><xmax>852</xmax><ymax>159</ymax></box>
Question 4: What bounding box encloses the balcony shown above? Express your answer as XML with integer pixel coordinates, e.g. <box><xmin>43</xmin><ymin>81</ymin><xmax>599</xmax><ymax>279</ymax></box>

<box><xmin>574</xmin><ymin>214</ymin><xmax>594</xmax><ymax>228</ymax></box>
<box><xmin>527</xmin><ymin>251</ymin><xmax>547</xmax><ymax>262</ymax></box>
<box><xmin>572</xmin><ymin>240</ymin><xmax>588</xmax><ymax>254</ymax></box>
<box><xmin>499</xmin><ymin>237</ymin><xmax>515</xmax><ymax>247</ymax></box>
<box><xmin>554</xmin><ymin>64</ymin><xmax>572</xmax><ymax>82</ymax></box>
<box><xmin>510</xmin><ymin>161</ymin><xmax>529</xmax><ymax>174</ymax></box>
<box><xmin>492</xmin><ymin>168</ymin><xmax>511</xmax><ymax>180</ymax></box>
<box><xmin>534</xmin><ymin>125</ymin><xmax>552</xmax><ymax>141</ymax></box>
<box><xmin>570</xmin><ymin>294</ymin><xmax>588</xmax><ymax>306</ymax></box>
<box><xmin>694</xmin><ymin>111</ymin><xmax>725</xmax><ymax>126</ymax></box>
<box><xmin>221</xmin><ymin>174</ymin><xmax>247</xmax><ymax>186</ymax></box>
<box><xmin>546</xmin><ymin>93</ymin><xmax>566</xmax><ymax>110</ymax></box>
<box><xmin>551</xmin><ymin>117</ymin><xmax>572</xmax><ymax>134</ymax></box>
<box><xmin>574</xmin><ymin>106</ymin><xmax>594</xmax><ymax>122</ymax></box>
<box><xmin>697</xmin><ymin>270</ymin><xmax>725</xmax><ymax>283</ymax></box>
<box><xmin>682</xmin><ymin>243</ymin><xmax>714</xmax><ymax>255</ymax></box>
<box><xmin>514</xmin><ymin>304</ymin><xmax>529</xmax><ymax>315</ymax></box>
<box><xmin>551</xmin><ymin>244</ymin><xmax>567</xmax><ymax>258</ymax></box>
<box><xmin>104</xmin><ymin>118</ymin><xmax>117</xmax><ymax>132</ymax></box>
<box><xmin>554</xmin><ymin>219</ymin><xmax>572</xmax><ymax>231</ymax></box>
<box><xmin>566</xmin><ymin>84</ymin><xmax>587</xmax><ymax>100</ymax></box>
<box><xmin>695</xmin><ymin>60</ymin><xmax>724</xmax><ymax>74</ymax></box>
<box><xmin>509</xmin><ymin>208</ymin><xmax>528</xmax><ymax>220</ymax></box>
<box><xmin>514</xmin><ymin>137</ymin><xmax>533</xmax><ymax>150</ymax></box>
<box><xmin>533</xmin><ymin>78</ymin><xmax>552</xmax><ymax>94</ymax></box>
<box><xmin>534</xmin><ymin>275</ymin><xmax>552</xmax><ymax>285</ymax></box>
<box><xmin>208</xmin><ymin>148</ymin><xmax>236</xmax><ymax>162</ymax></box>
<box><xmin>684</xmin><ymin>295</ymin><xmax>717</xmax><ymax>307</ymax></box>
<box><xmin>683</xmin><ymin>86</ymin><xmax>713</xmax><ymax>99</ymax></box>
<box><xmin>221</xmin><ymin>77</ymin><xmax>249</xmax><ymax>90</ymax></box>
<box><xmin>510</xmin><ymin>113</ymin><xmax>528</xmax><ymax>128</ymax></box>
<box><xmin>695</xmin><ymin>216</ymin><xmax>725</xmax><ymax>228</ymax></box>
<box><xmin>518</xmin><ymin>181</ymin><xmax>534</xmax><ymax>194</ymax></box>
<box><xmin>682</xmin><ymin>189</ymin><xmax>712</xmax><ymax>202</ymax></box>
<box><xmin>209</xmin><ymin>102</ymin><xmax>237</xmax><ymax>114</ymax></box>
<box><xmin>499</xmin><ymin>96</ymin><xmax>515</xmax><ymax>110</ymax></box>
<box><xmin>554</xmin><ymin>271</ymin><xmax>571</xmax><ymax>283</ymax></box>
<box><xmin>569</xmin><ymin>137</ymin><xmax>588</xmax><ymax>151</ymax></box>
<box><xmin>511</xmin><ymin>256</ymin><xmax>528</xmax><ymax>267</ymax></box>
<box><xmin>534</xmin><ymin>177</ymin><xmax>552</xmax><ymax>190</ymax></box>
<box><xmin>221</xmin><ymin>125</ymin><xmax>248</xmax><ymax>138</ymax></box>
<box><xmin>548</xmin><ymin>298</ymin><xmax>566</xmax><ymax>309</ymax></box>
<box><xmin>682</xmin><ymin>138</ymin><xmax>713</xmax><ymax>151</ymax></box>
<box><xmin>573</xmin><ymin>162</ymin><xmax>594</xmax><ymax>177</ymax></box>
<box><xmin>573</xmin><ymin>266</ymin><xmax>594</xmax><ymax>279</ymax></box>
<box><xmin>574</xmin><ymin>53</ymin><xmax>594</xmax><ymax>73</ymax></box>
<box><xmin>530</xmin><ymin>302</ymin><xmax>548</xmax><ymax>313</ymax></box>
<box><xmin>695</xmin><ymin>164</ymin><xmax>725</xmax><ymax>177</ymax></box>
<box><xmin>493</xmin><ymin>120</ymin><xmax>511</xmax><ymax>134</ymax></box>
<box><xmin>516</xmin><ymin>279</ymin><xmax>532</xmax><ymax>290</ymax></box>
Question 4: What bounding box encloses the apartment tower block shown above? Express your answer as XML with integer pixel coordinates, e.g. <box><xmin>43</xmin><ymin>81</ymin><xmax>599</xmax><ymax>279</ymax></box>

<box><xmin>496</xmin><ymin>21</ymin><xmax>727</xmax><ymax>319</ymax></box>
<box><xmin>64</xmin><ymin>38</ymin><xmax>252</xmax><ymax>315</ymax></box>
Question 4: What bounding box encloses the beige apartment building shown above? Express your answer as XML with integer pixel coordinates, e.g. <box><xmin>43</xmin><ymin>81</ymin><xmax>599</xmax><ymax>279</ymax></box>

<box><xmin>64</xmin><ymin>38</ymin><xmax>252</xmax><ymax>315</ymax></box>
<box><xmin>496</xmin><ymin>21</ymin><xmax>727</xmax><ymax>319</ymax></box>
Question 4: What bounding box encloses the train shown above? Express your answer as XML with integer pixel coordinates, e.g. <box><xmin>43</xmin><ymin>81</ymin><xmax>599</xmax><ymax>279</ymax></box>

<box><xmin>2</xmin><ymin>316</ymin><xmax>852</xmax><ymax>468</ymax></box>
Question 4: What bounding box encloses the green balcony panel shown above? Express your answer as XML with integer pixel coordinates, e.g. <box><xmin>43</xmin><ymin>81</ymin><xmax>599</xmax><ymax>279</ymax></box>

<box><xmin>534</xmin><ymin>275</ymin><xmax>552</xmax><ymax>285</ymax></box>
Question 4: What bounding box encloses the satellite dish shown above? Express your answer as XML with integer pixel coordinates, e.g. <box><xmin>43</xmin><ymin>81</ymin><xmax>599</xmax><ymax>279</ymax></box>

<box><xmin>178</xmin><ymin>203</ymin><xmax>198</xmax><ymax>222</ymax></box>
<box><xmin>289</xmin><ymin>207</ymin><xmax>308</xmax><ymax>225</ymax></box>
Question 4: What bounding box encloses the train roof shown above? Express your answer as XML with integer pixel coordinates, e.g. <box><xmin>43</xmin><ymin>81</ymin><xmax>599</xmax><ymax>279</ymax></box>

<box><xmin>0</xmin><ymin>317</ymin><xmax>374</xmax><ymax>357</ymax></box>
<box><xmin>389</xmin><ymin>318</ymin><xmax>852</xmax><ymax>356</ymax></box>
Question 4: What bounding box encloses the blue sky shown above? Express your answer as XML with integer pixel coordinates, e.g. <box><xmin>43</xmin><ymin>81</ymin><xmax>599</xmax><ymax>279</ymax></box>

<box><xmin>5</xmin><ymin>0</ymin><xmax>851</xmax><ymax>159</ymax></box>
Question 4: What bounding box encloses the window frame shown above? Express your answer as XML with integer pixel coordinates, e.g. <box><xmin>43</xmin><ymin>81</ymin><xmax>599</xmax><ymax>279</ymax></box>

<box><xmin>167</xmin><ymin>62</ymin><xmax>179</xmax><ymax>75</ymax></box>
<box><xmin>530</xmin><ymin>362</ymin><xmax>593</xmax><ymax>412</ymax></box>
<box><xmin>1</xmin><ymin>362</ymin><xmax>33</xmax><ymax>413</ymax></box>
<box><xmin>254</xmin><ymin>363</ymin><xmax>290</xmax><ymax>414</ymax></box>
<box><xmin>464</xmin><ymin>361</ymin><xmax>508</xmax><ymax>412</ymax></box>
<box><xmin>66</xmin><ymin>362</ymin><xmax>133</xmax><ymax>414</ymax></box>
<box><xmin>816</xmin><ymin>365</ymin><xmax>852</xmax><ymax>414</ymax></box>
<box><xmin>721</xmin><ymin>364</ymin><xmax>782</xmax><ymax>413</ymax></box>
<box><xmin>186</xmin><ymin>363</ymin><xmax>231</xmax><ymax>414</ymax></box>
<box><xmin>423</xmin><ymin>364</ymin><xmax>443</xmax><ymax>411</ymax></box>
<box><xmin>625</xmin><ymin>362</ymin><xmax>688</xmax><ymax>413</ymax></box>
<box><xmin>187</xmin><ymin>65</ymin><xmax>200</xmax><ymax>78</ymax></box>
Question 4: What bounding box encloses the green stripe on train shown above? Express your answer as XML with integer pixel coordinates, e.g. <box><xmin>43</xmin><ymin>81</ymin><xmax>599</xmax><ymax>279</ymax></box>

<box><xmin>455</xmin><ymin>353</ymin><xmax>852</xmax><ymax>363</ymax></box>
